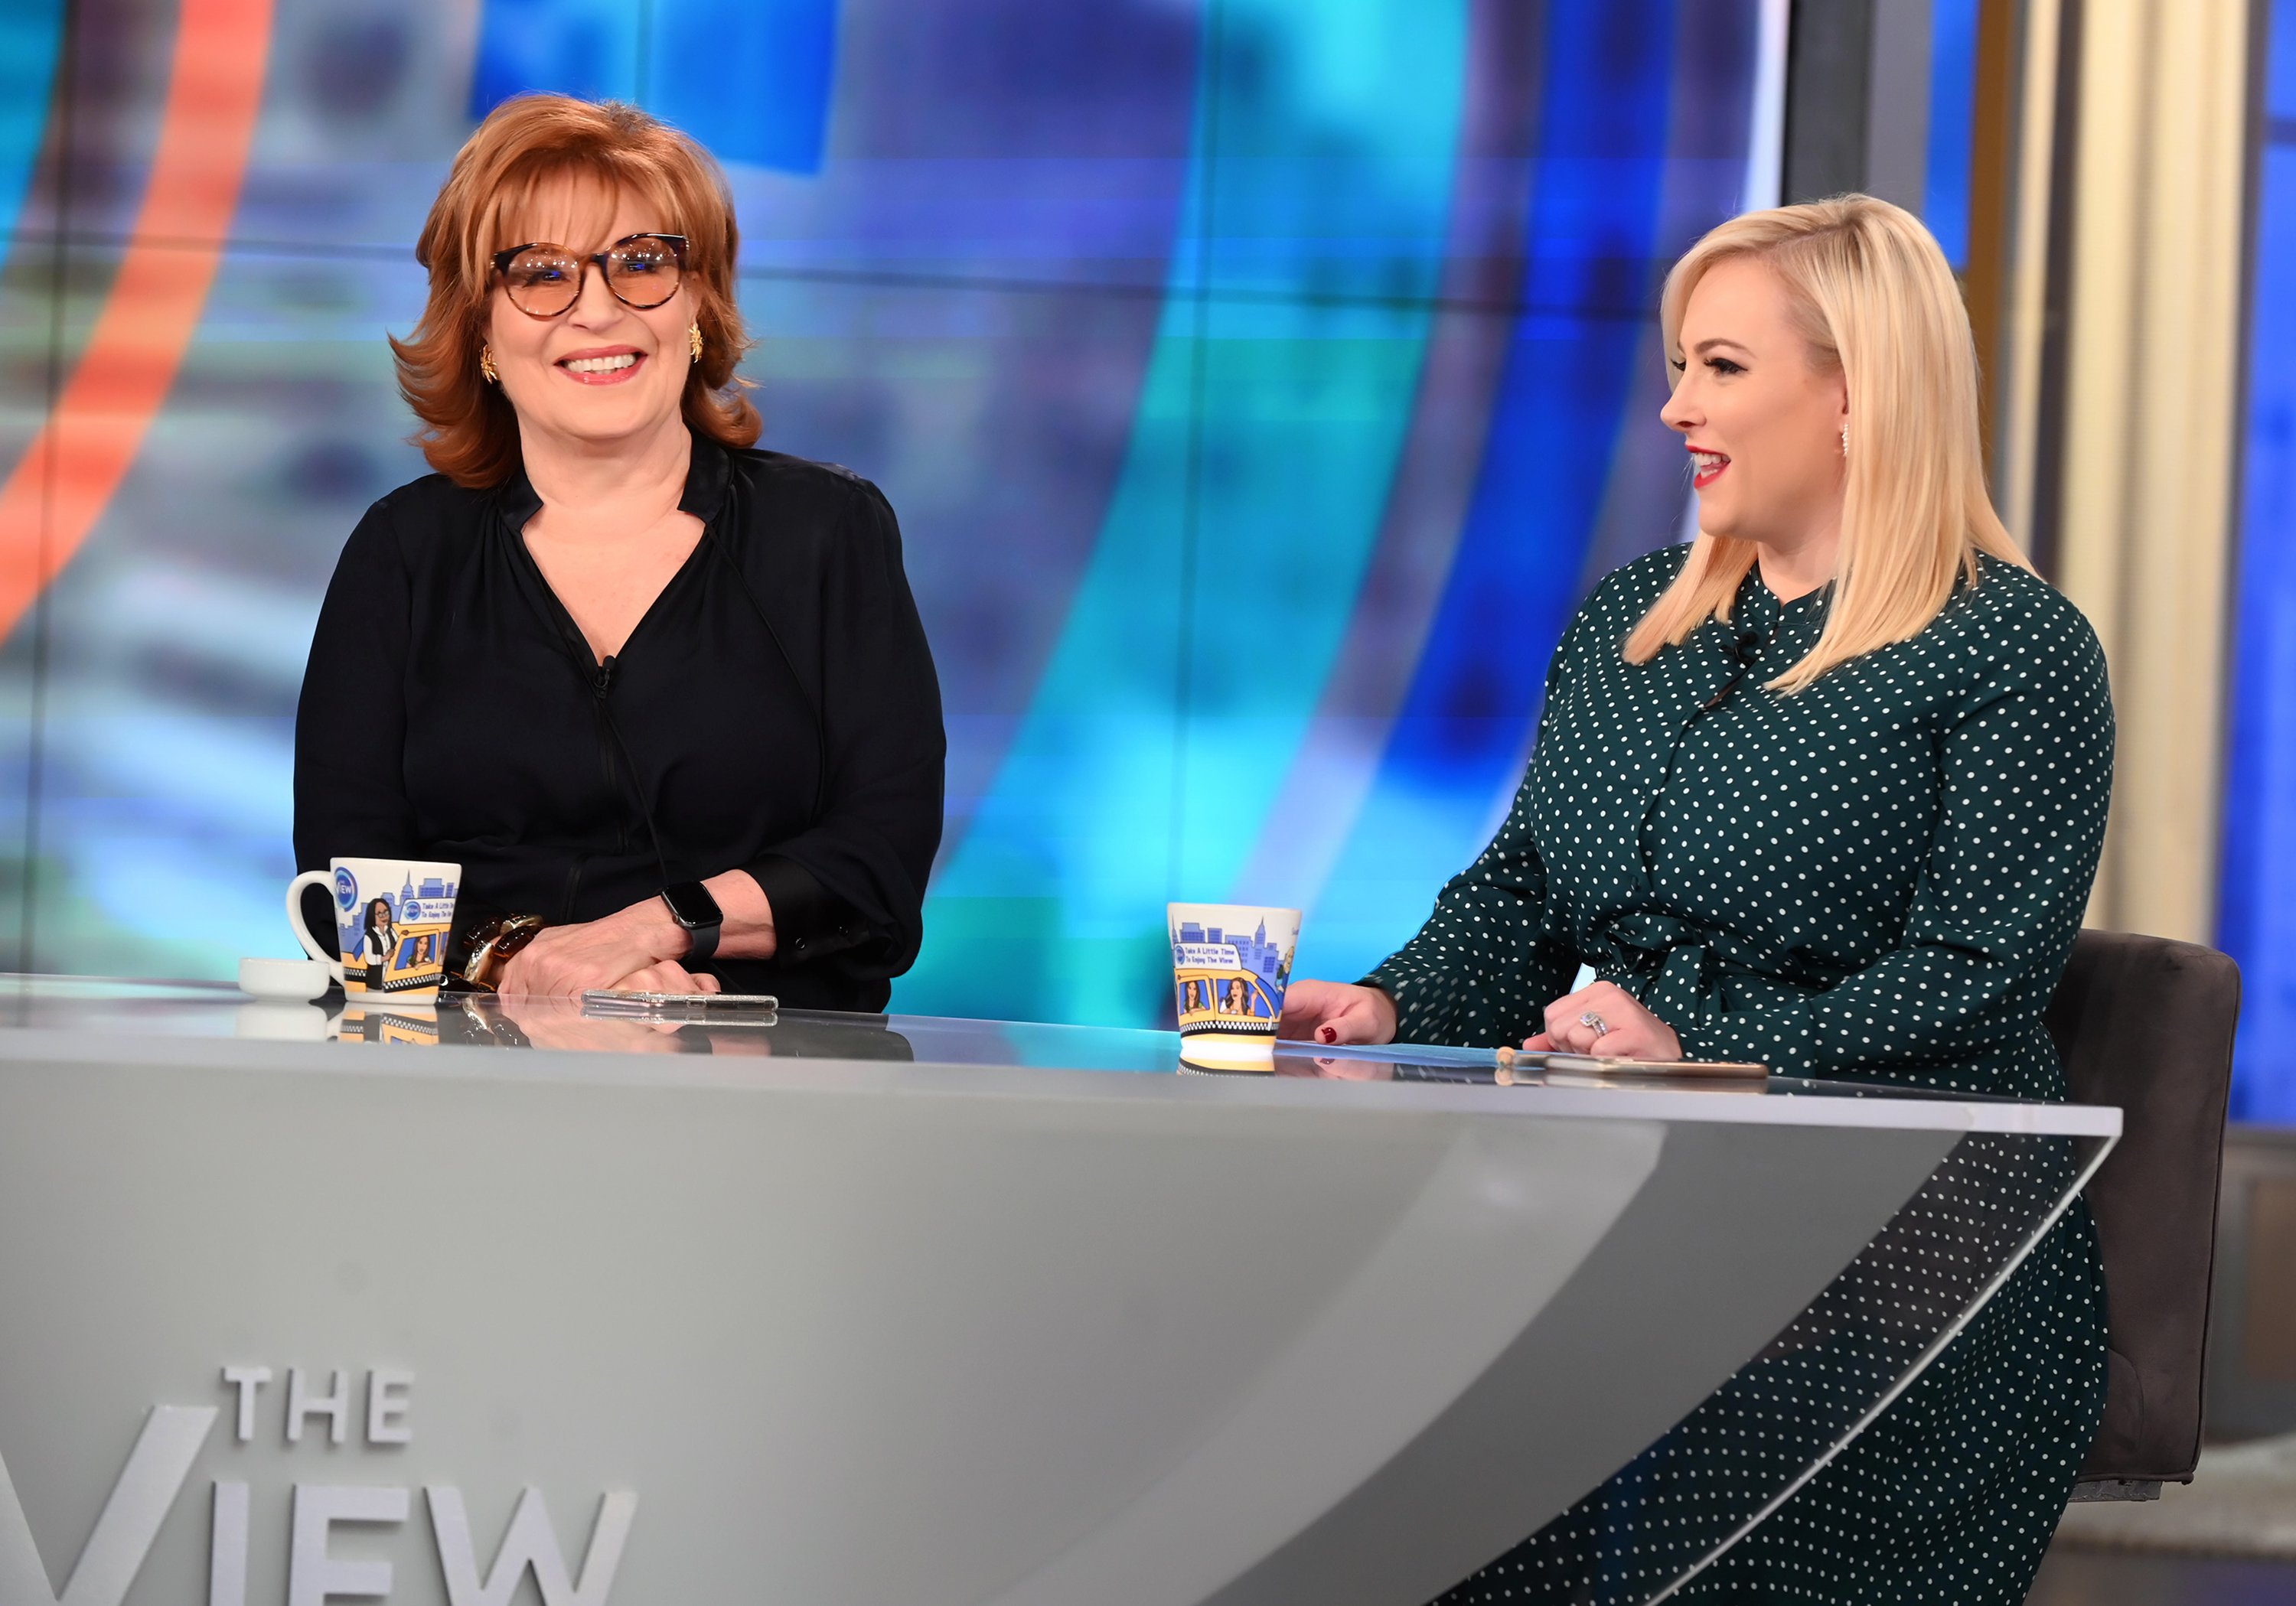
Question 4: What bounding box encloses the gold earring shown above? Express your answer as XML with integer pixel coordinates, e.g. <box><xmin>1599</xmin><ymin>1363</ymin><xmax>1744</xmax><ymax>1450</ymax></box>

<box><xmin>688</xmin><ymin>323</ymin><xmax>704</xmax><ymax>362</ymax></box>
<box><xmin>479</xmin><ymin>346</ymin><xmax>497</xmax><ymax>385</ymax></box>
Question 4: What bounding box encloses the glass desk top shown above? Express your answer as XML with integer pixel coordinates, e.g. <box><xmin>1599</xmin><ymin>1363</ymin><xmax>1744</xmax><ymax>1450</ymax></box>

<box><xmin>0</xmin><ymin>975</ymin><xmax>2115</xmax><ymax>1140</ymax></box>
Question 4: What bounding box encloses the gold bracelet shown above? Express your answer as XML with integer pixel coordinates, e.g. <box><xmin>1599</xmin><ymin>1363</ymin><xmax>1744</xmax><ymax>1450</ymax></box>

<box><xmin>461</xmin><ymin>914</ymin><xmax>547</xmax><ymax>992</ymax></box>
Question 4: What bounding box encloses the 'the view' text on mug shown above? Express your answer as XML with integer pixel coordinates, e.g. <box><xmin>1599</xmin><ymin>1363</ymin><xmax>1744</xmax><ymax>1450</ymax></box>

<box><xmin>1169</xmin><ymin>903</ymin><xmax>1301</xmax><ymax>1068</ymax></box>
<box><xmin>288</xmin><ymin>857</ymin><xmax>461</xmax><ymax>1001</ymax></box>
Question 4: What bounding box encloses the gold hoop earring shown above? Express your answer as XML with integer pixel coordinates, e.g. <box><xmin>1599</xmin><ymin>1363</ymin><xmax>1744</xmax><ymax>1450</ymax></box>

<box><xmin>688</xmin><ymin>323</ymin><xmax>704</xmax><ymax>362</ymax></box>
<box><xmin>479</xmin><ymin>346</ymin><xmax>498</xmax><ymax>385</ymax></box>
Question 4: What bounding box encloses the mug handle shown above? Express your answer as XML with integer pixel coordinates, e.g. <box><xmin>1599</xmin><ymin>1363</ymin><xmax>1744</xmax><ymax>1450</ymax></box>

<box><xmin>285</xmin><ymin>870</ymin><xmax>346</xmax><ymax>982</ymax></box>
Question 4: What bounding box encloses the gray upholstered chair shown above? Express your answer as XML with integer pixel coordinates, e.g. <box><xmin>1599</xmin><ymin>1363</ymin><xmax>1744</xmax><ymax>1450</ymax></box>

<box><xmin>2043</xmin><ymin>929</ymin><xmax>2241</xmax><ymax>1501</ymax></box>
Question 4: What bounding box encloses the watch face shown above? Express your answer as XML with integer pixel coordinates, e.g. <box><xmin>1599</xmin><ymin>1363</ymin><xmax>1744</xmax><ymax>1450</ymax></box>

<box><xmin>662</xmin><ymin>881</ymin><xmax>722</xmax><ymax>928</ymax></box>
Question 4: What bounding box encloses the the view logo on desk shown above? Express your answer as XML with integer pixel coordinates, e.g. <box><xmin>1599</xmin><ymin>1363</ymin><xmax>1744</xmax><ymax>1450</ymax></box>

<box><xmin>0</xmin><ymin>1364</ymin><xmax>634</xmax><ymax>1606</ymax></box>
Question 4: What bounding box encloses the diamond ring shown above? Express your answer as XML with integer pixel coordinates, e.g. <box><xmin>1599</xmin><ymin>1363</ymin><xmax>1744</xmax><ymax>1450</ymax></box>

<box><xmin>1578</xmin><ymin>1011</ymin><xmax>1611</xmax><ymax>1038</ymax></box>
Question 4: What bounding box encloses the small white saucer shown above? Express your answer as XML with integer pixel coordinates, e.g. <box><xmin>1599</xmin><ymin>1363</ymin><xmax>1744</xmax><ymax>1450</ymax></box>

<box><xmin>238</xmin><ymin>956</ymin><xmax>333</xmax><ymax>1002</ymax></box>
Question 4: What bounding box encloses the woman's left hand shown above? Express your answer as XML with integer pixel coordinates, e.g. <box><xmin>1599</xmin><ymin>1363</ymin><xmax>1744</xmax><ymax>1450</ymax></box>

<box><xmin>497</xmin><ymin>900</ymin><xmax>687</xmax><ymax>997</ymax></box>
<box><xmin>1528</xmin><ymin>979</ymin><xmax>1682</xmax><ymax>1060</ymax></box>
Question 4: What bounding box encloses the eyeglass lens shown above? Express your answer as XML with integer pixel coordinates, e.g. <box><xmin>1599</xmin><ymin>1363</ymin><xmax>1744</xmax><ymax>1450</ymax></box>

<box><xmin>501</xmin><ymin>238</ymin><xmax>683</xmax><ymax>315</ymax></box>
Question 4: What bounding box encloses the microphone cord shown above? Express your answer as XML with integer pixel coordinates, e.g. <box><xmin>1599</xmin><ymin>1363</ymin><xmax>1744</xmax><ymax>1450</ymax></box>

<box><xmin>705</xmin><ymin>500</ymin><xmax>829</xmax><ymax>827</ymax></box>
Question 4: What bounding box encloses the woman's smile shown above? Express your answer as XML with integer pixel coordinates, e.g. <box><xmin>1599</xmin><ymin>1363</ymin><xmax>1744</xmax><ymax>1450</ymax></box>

<box><xmin>556</xmin><ymin>344</ymin><xmax>647</xmax><ymax>385</ymax></box>
<box><xmin>1688</xmin><ymin>444</ymin><xmax>1730</xmax><ymax>488</ymax></box>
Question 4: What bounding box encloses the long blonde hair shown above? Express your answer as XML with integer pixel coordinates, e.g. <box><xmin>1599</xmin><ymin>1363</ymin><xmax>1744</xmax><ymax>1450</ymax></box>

<box><xmin>1623</xmin><ymin>195</ymin><xmax>2030</xmax><ymax>691</ymax></box>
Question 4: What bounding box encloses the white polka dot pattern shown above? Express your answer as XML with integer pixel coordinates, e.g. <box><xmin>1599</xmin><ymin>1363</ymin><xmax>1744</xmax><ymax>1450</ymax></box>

<box><xmin>1367</xmin><ymin>549</ymin><xmax>2114</xmax><ymax>1604</ymax></box>
<box><xmin>1430</xmin><ymin>1130</ymin><xmax>2103</xmax><ymax>1604</ymax></box>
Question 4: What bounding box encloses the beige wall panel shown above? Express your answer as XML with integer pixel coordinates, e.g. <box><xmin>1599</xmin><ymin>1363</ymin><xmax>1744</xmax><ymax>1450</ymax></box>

<box><xmin>2056</xmin><ymin>0</ymin><xmax>2249</xmax><ymax>943</ymax></box>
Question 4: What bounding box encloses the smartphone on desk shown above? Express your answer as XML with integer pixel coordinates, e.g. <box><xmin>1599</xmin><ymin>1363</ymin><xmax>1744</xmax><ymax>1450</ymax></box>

<box><xmin>581</xmin><ymin>989</ymin><xmax>780</xmax><ymax>1021</ymax></box>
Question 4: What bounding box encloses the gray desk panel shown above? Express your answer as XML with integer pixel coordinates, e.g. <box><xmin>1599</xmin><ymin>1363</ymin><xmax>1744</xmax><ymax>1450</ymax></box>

<box><xmin>0</xmin><ymin>992</ymin><xmax>2106</xmax><ymax>1606</ymax></box>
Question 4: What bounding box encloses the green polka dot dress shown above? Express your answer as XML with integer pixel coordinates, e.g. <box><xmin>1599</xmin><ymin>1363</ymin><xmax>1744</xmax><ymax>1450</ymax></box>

<box><xmin>1368</xmin><ymin>547</ymin><xmax>2112</xmax><ymax>1604</ymax></box>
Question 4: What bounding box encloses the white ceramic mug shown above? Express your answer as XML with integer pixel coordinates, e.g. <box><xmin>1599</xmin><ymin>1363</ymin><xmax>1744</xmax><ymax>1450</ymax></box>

<box><xmin>288</xmin><ymin>857</ymin><xmax>461</xmax><ymax>1001</ymax></box>
<box><xmin>1168</xmin><ymin>903</ymin><xmax>1301</xmax><ymax>1067</ymax></box>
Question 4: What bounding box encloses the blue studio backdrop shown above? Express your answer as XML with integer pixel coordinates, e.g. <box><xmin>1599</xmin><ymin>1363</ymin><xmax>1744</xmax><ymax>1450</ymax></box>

<box><xmin>15</xmin><ymin>0</ymin><xmax>2202</xmax><ymax>1111</ymax></box>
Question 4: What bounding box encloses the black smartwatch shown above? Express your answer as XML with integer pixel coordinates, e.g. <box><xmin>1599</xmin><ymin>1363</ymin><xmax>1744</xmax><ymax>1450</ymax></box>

<box><xmin>659</xmin><ymin>880</ymin><xmax>723</xmax><ymax>965</ymax></box>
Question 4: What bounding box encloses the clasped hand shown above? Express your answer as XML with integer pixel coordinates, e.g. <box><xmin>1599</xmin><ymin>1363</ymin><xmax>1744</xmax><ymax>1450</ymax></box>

<box><xmin>496</xmin><ymin>900</ymin><xmax>719</xmax><ymax>998</ymax></box>
<box><xmin>1528</xmin><ymin>979</ymin><xmax>1681</xmax><ymax>1060</ymax></box>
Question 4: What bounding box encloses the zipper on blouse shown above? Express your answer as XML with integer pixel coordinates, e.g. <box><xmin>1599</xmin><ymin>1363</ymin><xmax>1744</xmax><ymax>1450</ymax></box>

<box><xmin>559</xmin><ymin>656</ymin><xmax>627</xmax><ymax>927</ymax></box>
<box><xmin>583</xmin><ymin>650</ymin><xmax>675</xmax><ymax>894</ymax></box>
<box><xmin>589</xmin><ymin>654</ymin><xmax>632</xmax><ymax>856</ymax></box>
<box><xmin>557</xmin><ymin>852</ymin><xmax>589</xmax><ymax>926</ymax></box>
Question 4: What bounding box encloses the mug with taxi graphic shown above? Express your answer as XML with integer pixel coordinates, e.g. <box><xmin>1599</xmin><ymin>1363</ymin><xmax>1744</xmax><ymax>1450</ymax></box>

<box><xmin>1169</xmin><ymin>903</ymin><xmax>1300</xmax><ymax>1067</ymax></box>
<box><xmin>288</xmin><ymin>857</ymin><xmax>461</xmax><ymax>1001</ymax></box>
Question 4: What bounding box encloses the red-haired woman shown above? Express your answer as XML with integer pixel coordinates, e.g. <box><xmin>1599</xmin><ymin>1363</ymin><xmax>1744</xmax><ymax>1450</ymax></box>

<box><xmin>294</xmin><ymin>96</ymin><xmax>944</xmax><ymax>1008</ymax></box>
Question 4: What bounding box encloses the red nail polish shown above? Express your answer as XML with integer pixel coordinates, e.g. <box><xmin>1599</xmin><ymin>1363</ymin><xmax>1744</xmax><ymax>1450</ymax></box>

<box><xmin>1320</xmin><ymin>1026</ymin><xmax>1336</xmax><ymax>1044</ymax></box>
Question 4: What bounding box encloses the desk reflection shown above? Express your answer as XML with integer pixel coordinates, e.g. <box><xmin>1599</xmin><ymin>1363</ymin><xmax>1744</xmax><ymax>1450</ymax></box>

<box><xmin>1274</xmin><ymin>1052</ymin><xmax>1397</xmax><ymax>1082</ymax></box>
<box><xmin>1270</xmin><ymin>1047</ymin><xmax>1769</xmax><ymax>1095</ymax></box>
<box><xmin>236</xmin><ymin>993</ymin><xmax>918</xmax><ymax>1060</ymax></box>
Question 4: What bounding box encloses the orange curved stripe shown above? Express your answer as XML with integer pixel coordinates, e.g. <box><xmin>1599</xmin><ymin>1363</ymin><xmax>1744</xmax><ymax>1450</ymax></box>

<box><xmin>0</xmin><ymin>0</ymin><xmax>276</xmax><ymax>640</ymax></box>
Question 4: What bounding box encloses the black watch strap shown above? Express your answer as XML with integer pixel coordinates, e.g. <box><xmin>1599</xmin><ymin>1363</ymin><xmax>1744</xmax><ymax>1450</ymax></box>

<box><xmin>683</xmin><ymin>920</ymin><xmax>719</xmax><ymax>966</ymax></box>
<box><xmin>660</xmin><ymin>880</ymin><xmax>722</xmax><ymax>966</ymax></box>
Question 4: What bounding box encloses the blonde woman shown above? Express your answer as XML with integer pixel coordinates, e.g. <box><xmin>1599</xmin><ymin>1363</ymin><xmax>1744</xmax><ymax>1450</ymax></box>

<box><xmin>1283</xmin><ymin>197</ymin><xmax>2109</xmax><ymax>1602</ymax></box>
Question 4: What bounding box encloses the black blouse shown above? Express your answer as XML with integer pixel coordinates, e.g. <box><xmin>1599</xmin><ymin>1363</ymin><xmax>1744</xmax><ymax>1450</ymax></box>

<box><xmin>294</xmin><ymin>435</ymin><xmax>945</xmax><ymax>1011</ymax></box>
